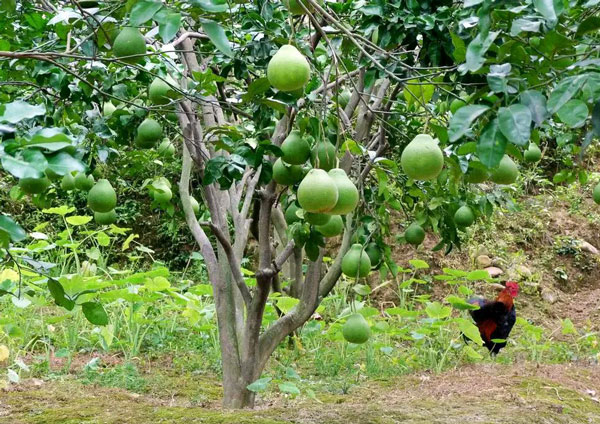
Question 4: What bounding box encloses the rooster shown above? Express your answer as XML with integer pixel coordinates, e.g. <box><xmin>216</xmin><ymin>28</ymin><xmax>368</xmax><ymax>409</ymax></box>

<box><xmin>467</xmin><ymin>282</ymin><xmax>519</xmax><ymax>354</ymax></box>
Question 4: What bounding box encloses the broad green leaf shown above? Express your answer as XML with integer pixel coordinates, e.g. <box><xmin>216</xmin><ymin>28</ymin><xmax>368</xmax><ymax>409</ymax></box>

<box><xmin>241</xmin><ymin>78</ymin><xmax>271</xmax><ymax>102</ymax></box>
<box><xmin>477</xmin><ymin>119</ymin><xmax>507</xmax><ymax>168</ymax></box>
<box><xmin>159</xmin><ymin>12</ymin><xmax>181</xmax><ymax>42</ymax></box>
<box><xmin>556</xmin><ymin>99</ymin><xmax>588</xmax><ymax>128</ymax></box>
<box><xmin>96</xmin><ymin>231</ymin><xmax>111</xmax><ymax>247</ymax></box>
<box><xmin>129</xmin><ymin>0</ymin><xmax>163</xmax><ymax>26</ymax></box>
<box><xmin>497</xmin><ymin>104</ymin><xmax>532</xmax><ymax>146</ymax></box>
<box><xmin>145</xmin><ymin>276</ymin><xmax>171</xmax><ymax>291</ymax></box>
<box><xmin>26</xmin><ymin>128</ymin><xmax>73</xmax><ymax>151</ymax></box>
<box><xmin>65</xmin><ymin>216</ymin><xmax>93</xmax><ymax>226</ymax></box>
<box><xmin>189</xmin><ymin>0</ymin><xmax>229</xmax><ymax>13</ymax></box>
<box><xmin>0</xmin><ymin>215</ymin><xmax>26</xmax><ymax>242</ymax></box>
<box><xmin>425</xmin><ymin>301</ymin><xmax>452</xmax><ymax>319</ymax></box>
<box><xmin>466</xmin><ymin>270</ymin><xmax>490</xmax><ymax>281</ymax></box>
<box><xmin>548</xmin><ymin>75</ymin><xmax>588</xmax><ymax>113</ymax></box>
<box><xmin>81</xmin><ymin>302</ymin><xmax>109</xmax><ymax>326</ymax></box>
<box><xmin>446</xmin><ymin>295</ymin><xmax>479</xmax><ymax>310</ymax></box>
<box><xmin>122</xmin><ymin>233</ymin><xmax>139</xmax><ymax>251</ymax></box>
<box><xmin>46</xmin><ymin>152</ymin><xmax>86</xmax><ymax>176</ymax></box>
<box><xmin>353</xmin><ymin>284</ymin><xmax>371</xmax><ymax>296</ymax></box>
<box><xmin>48</xmin><ymin>279</ymin><xmax>75</xmax><ymax>310</ymax></box>
<box><xmin>561</xmin><ymin>318</ymin><xmax>577</xmax><ymax>335</ymax></box>
<box><xmin>533</xmin><ymin>0</ymin><xmax>557</xmax><ymax>26</ymax></box>
<box><xmin>520</xmin><ymin>90</ymin><xmax>548</xmax><ymax>126</ymax></box>
<box><xmin>457</xmin><ymin>318</ymin><xmax>484</xmax><ymax>345</ymax></box>
<box><xmin>465</xmin><ymin>31</ymin><xmax>499</xmax><ymax>72</ymax></box>
<box><xmin>463</xmin><ymin>345</ymin><xmax>483</xmax><ymax>359</ymax></box>
<box><xmin>275</xmin><ymin>296</ymin><xmax>300</xmax><ymax>314</ymax></box>
<box><xmin>43</xmin><ymin>205</ymin><xmax>75</xmax><ymax>216</ymax></box>
<box><xmin>201</xmin><ymin>20</ymin><xmax>233</xmax><ymax>58</ymax></box>
<box><xmin>1</xmin><ymin>154</ymin><xmax>45</xmax><ymax>179</ymax></box>
<box><xmin>279</xmin><ymin>382</ymin><xmax>300</xmax><ymax>395</ymax></box>
<box><xmin>450</xmin><ymin>32</ymin><xmax>466</xmax><ymax>63</ymax></box>
<box><xmin>247</xmin><ymin>377</ymin><xmax>271</xmax><ymax>393</ymax></box>
<box><xmin>510</xmin><ymin>18</ymin><xmax>541</xmax><ymax>36</ymax></box>
<box><xmin>576</xmin><ymin>16</ymin><xmax>600</xmax><ymax>37</ymax></box>
<box><xmin>448</xmin><ymin>105</ymin><xmax>490</xmax><ymax>142</ymax></box>
<box><xmin>0</xmin><ymin>100</ymin><xmax>45</xmax><ymax>123</ymax></box>
<box><xmin>409</xmin><ymin>259</ymin><xmax>429</xmax><ymax>269</ymax></box>
<box><xmin>404</xmin><ymin>80</ymin><xmax>434</xmax><ymax>108</ymax></box>
<box><xmin>464</xmin><ymin>0</ymin><xmax>484</xmax><ymax>6</ymax></box>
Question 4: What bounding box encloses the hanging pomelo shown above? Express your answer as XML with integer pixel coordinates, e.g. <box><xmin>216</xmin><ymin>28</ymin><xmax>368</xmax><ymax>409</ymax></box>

<box><xmin>401</xmin><ymin>134</ymin><xmax>444</xmax><ymax>181</ymax></box>
<box><xmin>61</xmin><ymin>172</ymin><xmax>76</xmax><ymax>191</ymax></box>
<box><xmin>88</xmin><ymin>179</ymin><xmax>117</xmax><ymax>213</ymax></box>
<box><xmin>190</xmin><ymin>196</ymin><xmax>200</xmax><ymax>216</ymax></box>
<box><xmin>341</xmin><ymin>243</ymin><xmax>371</xmax><ymax>278</ymax></box>
<box><xmin>18</xmin><ymin>176</ymin><xmax>50</xmax><ymax>194</ymax></box>
<box><xmin>158</xmin><ymin>139</ymin><xmax>175</xmax><ymax>157</ymax></box>
<box><xmin>74</xmin><ymin>172</ymin><xmax>95</xmax><ymax>191</ymax></box>
<box><xmin>113</xmin><ymin>27</ymin><xmax>146</xmax><ymax>64</ymax></box>
<box><xmin>148</xmin><ymin>76</ymin><xmax>179</xmax><ymax>105</ymax></box>
<box><xmin>94</xmin><ymin>209</ymin><xmax>117</xmax><ymax>225</ymax></box>
<box><xmin>524</xmin><ymin>143</ymin><xmax>541</xmax><ymax>163</ymax></box>
<box><xmin>365</xmin><ymin>243</ymin><xmax>382</xmax><ymax>268</ymax></box>
<box><xmin>273</xmin><ymin>158</ymin><xmax>304</xmax><ymax>185</ymax></box>
<box><xmin>297</xmin><ymin>169</ymin><xmax>338</xmax><ymax>213</ymax></box>
<box><xmin>285</xmin><ymin>203</ymin><xmax>302</xmax><ymax>225</ymax></box>
<box><xmin>464</xmin><ymin>159</ymin><xmax>488</xmax><ymax>184</ymax></box>
<box><xmin>153</xmin><ymin>182</ymin><xmax>172</xmax><ymax>203</ymax></box>
<box><xmin>267</xmin><ymin>45</ymin><xmax>311</xmax><ymax>92</ymax></box>
<box><xmin>342</xmin><ymin>313</ymin><xmax>371</xmax><ymax>344</ymax></box>
<box><xmin>490</xmin><ymin>155</ymin><xmax>519</xmax><ymax>185</ymax></box>
<box><xmin>326</xmin><ymin>168</ymin><xmax>358</xmax><ymax>215</ymax></box>
<box><xmin>454</xmin><ymin>206</ymin><xmax>475</xmax><ymax>228</ymax></box>
<box><xmin>405</xmin><ymin>223</ymin><xmax>425</xmax><ymax>246</ymax></box>
<box><xmin>310</xmin><ymin>141</ymin><xmax>337</xmax><ymax>171</ymax></box>
<box><xmin>315</xmin><ymin>215</ymin><xmax>343</xmax><ymax>237</ymax></box>
<box><xmin>593</xmin><ymin>183</ymin><xmax>600</xmax><ymax>205</ymax></box>
<box><xmin>136</xmin><ymin>118</ymin><xmax>162</xmax><ymax>148</ymax></box>
<box><xmin>305</xmin><ymin>212</ymin><xmax>330</xmax><ymax>226</ymax></box>
<box><xmin>281</xmin><ymin>130</ymin><xmax>310</xmax><ymax>165</ymax></box>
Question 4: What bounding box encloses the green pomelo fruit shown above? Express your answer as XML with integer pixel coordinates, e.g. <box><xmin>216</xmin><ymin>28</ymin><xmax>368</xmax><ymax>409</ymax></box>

<box><xmin>113</xmin><ymin>27</ymin><xmax>146</xmax><ymax>64</ymax></box>
<box><xmin>326</xmin><ymin>168</ymin><xmax>358</xmax><ymax>215</ymax></box>
<box><xmin>281</xmin><ymin>130</ymin><xmax>310</xmax><ymax>165</ymax></box>
<box><xmin>154</xmin><ymin>186</ymin><xmax>173</xmax><ymax>203</ymax></box>
<box><xmin>94</xmin><ymin>209</ymin><xmax>117</xmax><ymax>225</ymax></box>
<box><xmin>158</xmin><ymin>139</ymin><xmax>175</xmax><ymax>157</ymax></box>
<box><xmin>593</xmin><ymin>183</ymin><xmax>600</xmax><ymax>205</ymax></box>
<box><xmin>405</xmin><ymin>223</ymin><xmax>425</xmax><ymax>246</ymax></box>
<box><xmin>267</xmin><ymin>45</ymin><xmax>311</xmax><ymax>92</ymax></box>
<box><xmin>285</xmin><ymin>203</ymin><xmax>302</xmax><ymax>225</ymax></box>
<box><xmin>284</xmin><ymin>0</ymin><xmax>312</xmax><ymax>14</ymax></box>
<box><xmin>310</xmin><ymin>141</ymin><xmax>337</xmax><ymax>171</ymax></box>
<box><xmin>365</xmin><ymin>243</ymin><xmax>382</xmax><ymax>268</ymax></box>
<box><xmin>341</xmin><ymin>243</ymin><xmax>371</xmax><ymax>279</ymax></box>
<box><xmin>297</xmin><ymin>169</ymin><xmax>338</xmax><ymax>213</ymax></box>
<box><xmin>351</xmin><ymin>226</ymin><xmax>368</xmax><ymax>244</ymax></box>
<box><xmin>400</xmin><ymin>134</ymin><xmax>444</xmax><ymax>181</ymax></box>
<box><xmin>465</xmin><ymin>159</ymin><xmax>489</xmax><ymax>184</ymax></box>
<box><xmin>136</xmin><ymin>118</ymin><xmax>162</xmax><ymax>148</ymax></box>
<box><xmin>316</xmin><ymin>215</ymin><xmax>343</xmax><ymax>237</ymax></box>
<box><xmin>74</xmin><ymin>172</ymin><xmax>95</xmax><ymax>191</ymax></box>
<box><xmin>61</xmin><ymin>173</ymin><xmax>76</xmax><ymax>191</ymax></box>
<box><xmin>190</xmin><ymin>196</ymin><xmax>200</xmax><ymax>216</ymax></box>
<box><xmin>450</xmin><ymin>98</ymin><xmax>467</xmax><ymax>114</ymax></box>
<box><xmin>338</xmin><ymin>89</ymin><xmax>351</xmax><ymax>109</ymax></box>
<box><xmin>342</xmin><ymin>313</ymin><xmax>371</xmax><ymax>344</ymax></box>
<box><xmin>88</xmin><ymin>179</ymin><xmax>117</xmax><ymax>213</ymax></box>
<box><xmin>490</xmin><ymin>155</ymin><xmax>519</xmax><ymax>185</ymax></box>
<box><xmin>305</xmin><ymin>212</ymin><xmax>331</xmax><ymax>226</ymax></box>
<box><xmin>148</xmin><ymin>77</ymin><xmax>179</xmax><ymax>105</ymax></box>
<box><xmin>273</xmin><ymin>158</ymin><xmax>304</xmax><ymax>185</ymax></box>
<box><xmin>454</xmin><ymin>205</ymin><xmax>475</xmax><ymax>228</ymax></box>
<box><xmin>524</xmin><ymin>143</ymin><xmax>541</xmax><ymax>163</ymax></box>
<box><xmin>18</xmin><ymin>176</ymin><xmax>50</xmax><ymax>194</ymax></box>
<box><xmin>103</xmin><ymin>102</ymin><xmax>116</xmax><ymax>116</ymax></box>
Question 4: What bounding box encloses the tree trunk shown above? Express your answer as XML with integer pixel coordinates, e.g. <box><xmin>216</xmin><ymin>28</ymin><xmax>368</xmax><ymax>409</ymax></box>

<box><xmin>222</xmin><ymin>366</ymin><xmax>257</xmax><ymax>408</ymax></box>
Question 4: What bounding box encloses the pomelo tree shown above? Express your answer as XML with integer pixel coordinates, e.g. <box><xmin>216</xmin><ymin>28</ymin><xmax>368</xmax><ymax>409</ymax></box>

<box><xmin>0</xmin><ymin>0</ymin><xmax>599</xmax><ymax>409</ymax></box>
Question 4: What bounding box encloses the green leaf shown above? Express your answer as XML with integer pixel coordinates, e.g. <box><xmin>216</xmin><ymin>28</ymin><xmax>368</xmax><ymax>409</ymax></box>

<box><xmin>145</xmin><ymin>276</ymin><xmax>171</xmax><ymax>291</ymax></box>
<box><xmin>465</xmin><ymin>31</ymin><xmax>499</xmax><ymax>72</ymax></box>
<box><xmin>533</xmin><ymin>0</ymin><xmax>557</xmax><ymax>26</ymax></box>
<box><xmin>464</xmin><ymin>0</ymin><xmax>484</xmax><ymax>6</ymax></box>
<box><xmin>409</xmin><ymin>259</ymin><xmax>429</xmax><ymax>269</ymax></box>
<box><xmin>592</xmin><ymin>101</ymin><xmax>600</xmax><ymax>137</ymax></box>
<box><xmin>48</xmin><ymin>279</ymin><xmax>75</xmax><ymax>310</ymax></box>
<box><xmin>1</xmin><ymin>154</ymin><xmax>45</xmax><ymax>179</ymax></box>
<box><xmin>451</xmin><ymin>33</ymin><xmax>466</xmax><ymax>63</ymax></box>
<box><xmin>425</xmin><ymin>301</ymin><xmax>452</xmax><ymax>319</ymax></box>
<box><xmin>448</xmin><ymin>105</ymin><xmax>490</xmax><ymax>142</ymax></box>
<box><xmin>457</xmin><ymin>318</ymin><xmax>484</xmax><ymax>345</ymax></box>
<box><xmin>0</xmin><ymin>215</ymin><xmax>26</xmax><ymax>242</ymax></box>
<box><xmin>247</xmin><ymin>377</ymin><xmax>271</xmax><ymax>393</ymax></box>
<box><xmin>274</xmin><ymin>296</ymin><xmax>299</xmax><ymax>314</ymax></box>
<box><xmin>241</xmin><ymin>78</ymin><xmax>271</xmax><ymax>102</ymax></box>
<box><xmin>520</xmin><ymin>90</ymin><xmax>548</xmax><ymax>126</ymax></box>
<box><xmin>0</xmin><ymin>100</ymin><xmax>45</xmax><ymax>123</ymax></box>
<box><xmin>497</xmin><ymin>104</ymin><xmax>532</xmax><ymax>146</ymax></box>
<box><xmin>548</xmin><ymin>75</ymin><xmax>588</xmax><ymax>113</ymax></box>
<box><xmin>43</xmin><ymin>205</ymin><xmax>76</xmax><ymax>216</ymax></box>
<box><xmin>81</xmin><ymin>302</ymin><xmax>109</xmax><ymax>326</ymax></box>
<box><xmin>466</xmin><ymin>270</ymin><xmax>490</xmax><ymax>281</ymax></box>
<box><xmin>26</xmin><ymin>128</ymin><xmax>74</xmax><ymax>151</ymax></box>
<box><xmin>477</xmin><ymin>119</ymin><xmax>507</xmax><ymax>168</ymax></box>
<box><xmin>353</xmin><ymin>284</ymin><xmax>371</xmax><ymax>296</ymax></box>
<box><xmin>278</xmin><ymin>382</ymin><xmax>300</xmax><ymax>395</ymax></box>
<box><xmin>189</xmin><ymin>0</ymin><xmax>229</xmax><ymax>13</ymax></box>
<box><xmin>129</xmin><ymin>0</ymin><xmax>163</xmax><ymax>26</ymax></box>
<box><xmin>576</xmin><ymin>16</ymin><xmax>600</xmax><ymax>37</ymax></box>
<box><xmin>556</xmin><ymin>99</ymin><xmax>588</xmax><ymax>128</ymax></box>
<box><xmin>65</xmin><ymin>216</ymin><xmax>92</xmax><ymax>226</ymax></box>
<box><xmin>46</xmin><ymin>152</ymin><xmax>86</xmax><ymax>176</ymax></box>
<box><xmin>159</xmin><ymin>12</ymin><xmax>181</xmax><ymax>42</ymax></box>
<box><xmin>201</xmin><ymin>20</ymin><xmax>233</xmax><ymax>58</ymax></box>
<box><xmin>561</xmin><ymin>318</ymin><xmax>577</xmax><ymax>335</ymax></box>
<box><xmin>446</xmin><ymin>295</ymin><xmax>479</xmax><ymax>311</ymax></box>
<box><xmin>463</xmin><ymin>345</ymin><xmax>483</xmax><ymax>359</ymax></box>
<box><xmin>404</xmin><ymin>80</ymin><xmax>434</xmax><ymax>108</ymax></box>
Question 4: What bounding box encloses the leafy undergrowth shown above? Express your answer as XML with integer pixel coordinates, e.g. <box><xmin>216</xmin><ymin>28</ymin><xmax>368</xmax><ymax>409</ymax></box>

<box><xmin>1</xmin><ymin>362</ymin><xmax>599</xmax><ymax>424</ymax></box>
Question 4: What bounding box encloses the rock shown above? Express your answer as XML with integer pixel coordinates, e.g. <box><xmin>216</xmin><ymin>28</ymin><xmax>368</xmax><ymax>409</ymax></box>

<box><xmin>485</xmin><ymin>266</ymin><xmax>503</xmax><ymax>278</ymax></box>
<box><xmin>580</xmin><ymin>241</ymin><xmax>599</xmax><ymax>255</ymax></box>
<box><xmin>517</xmin><ymin>265</ymin><xmax>532</xmax><ymax>278</ymax></box>
<box><xmin>541</xmin><ymin>288</ymin><xmax>557</xmax><ymax>304</ymax></box>
<box><xmin>476</xmin><ymin>255</ymin><xmax>492</xmax><ymax>268</ymax></box>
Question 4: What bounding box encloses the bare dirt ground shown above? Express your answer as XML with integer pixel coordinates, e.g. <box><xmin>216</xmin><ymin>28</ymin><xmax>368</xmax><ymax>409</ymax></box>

<box><xmin>1</xmin><ymin>362</ymin><xmax>599</xmax><ymax>424</ymax></box>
